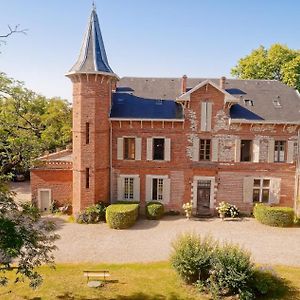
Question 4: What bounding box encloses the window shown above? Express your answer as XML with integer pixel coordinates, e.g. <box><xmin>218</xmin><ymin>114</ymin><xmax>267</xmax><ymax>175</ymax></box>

<box><xmin>124</xmin><ymin>177</ymin><xmax>134</xmax><ymax>200</ymax></box>
<box><xmin>273</xmin><ymin>96</ymin><xmax>282</xmax><ymax>108</ymax></box>
<box><xmin>253</xmin><ymin>179</ymin><xmax>270</xmax><ymax>203</ymax></box>
<box><xmin>86</xmin><ymin>122</ymin><xmax>90</xmax><ymax>144</ymax></box>
<box><xmin>200</xmin><ymin>101</ymin><xmax>212</xmax><ymax>132</ymax></box>
<box><xmin>244</xmin><ymin>99</ymin><xmax>254</xmax><ymax>106</ymax></box>
<box><xmin>199</xmin><ymin>139</ymin><xmax>211</xmax><ymax>161</ymax></box>
<box><xmin>153</xmin><ymin>138</ymin><xmax>165</xmax><ymax>160</ymax></box>
<box><xmin>86</xmin><ymin>168</ymin><xmax>90</xmax><ymax>189</ymax></box>
<box><xmin>152</xmin><ymin>178</ymin><xmax>164</xmax><ymax>201</ymax></box>
<box><xmin>274</xmin><ymin>141</ymin><xmax>286</xmax><ymax>162</ymax></box>
<box><xmin>241</xmin><ymin>140</ymin><xmax>252</xmax><ymax>162</ymax></box>
<box><xmin>124</xmin><ymin>138</ymin><xmax>135</xmax><ymax>160</ymax></box>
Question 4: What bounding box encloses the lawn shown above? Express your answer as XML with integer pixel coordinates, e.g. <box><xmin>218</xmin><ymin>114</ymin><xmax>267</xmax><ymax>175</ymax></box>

<box><xmin>1</xmin><ymin>262</ymin><xmax>300</xmax><ymax>300</ymax></box>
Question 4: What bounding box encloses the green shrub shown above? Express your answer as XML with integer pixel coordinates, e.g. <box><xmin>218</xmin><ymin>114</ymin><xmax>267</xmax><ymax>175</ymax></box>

<box><xmin>208</xmin><ymin>243</ymin><xmax>255</xmax><ymax>299</ymax></box>
<box><xmin>106</xmin><ymin>203</ymin><xmax>139</xmax><ymax>229</ymax></box>
<box><xmin>145</xmin><ymin>201</ymin><xmax>164</xmax><ymax>220</ymax></box>
<box><xmin>253</xmin><ymin>204</ymin><xmax>294</xmax><ymax>227</ymax></box>
<box><xmin>170</xmin><ymin>233</ymin><xmax>216</xmax><ymax>283</ymax></box>
<box><xmin>20</xmin><ymin>202</ymin><xmax>40</xmax><ymax>221</ymax></box>
<box><xmin>76</xmin><ymin>202</ymin><xmax>107</xmax><ymax>224</ymax></box>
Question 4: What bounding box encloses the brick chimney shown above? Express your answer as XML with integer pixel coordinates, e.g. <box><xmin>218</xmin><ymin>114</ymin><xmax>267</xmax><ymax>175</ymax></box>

<box><xmin>220</xmin><ymin>76</ymin><xmax>226</xmax><ymax>89</ymax></box>
<box><xmin>181</xmin><ymin>75</ymin><xmax>187</xmax><ymax>94</ymax></box>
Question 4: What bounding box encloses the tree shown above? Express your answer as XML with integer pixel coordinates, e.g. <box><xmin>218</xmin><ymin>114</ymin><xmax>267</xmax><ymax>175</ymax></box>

<box><xmin>0</xmin><ymin>25</ymin><xmax>27</xmax><ymax>48</ymax></box>
<box><xmin>0</xmin><ymin>72</ymin><xmax>72</xmax><ymax>176</ymax></box>
<box><xmin>0</xmin><ymin>179</ymin><xmax>59</xmax><ymax>288</ymax></box>
<box><xmin>231</xmin><ymin>44</ymin><xmax>300</xmax><ymax>90</ymax></box>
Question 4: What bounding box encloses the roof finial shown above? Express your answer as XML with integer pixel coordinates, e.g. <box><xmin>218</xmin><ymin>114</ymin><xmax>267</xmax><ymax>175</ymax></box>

<box><xmin>92</xmin><ymin>1</ymin><xmax>96</xmax><ymax>11</ymax></box>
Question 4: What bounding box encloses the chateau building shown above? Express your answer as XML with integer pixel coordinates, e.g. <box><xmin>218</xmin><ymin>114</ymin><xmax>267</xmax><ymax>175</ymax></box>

<box><xmin>31</xmin><ymin>7</ymin><xmax>300</xmax><ymax>216</ymax></box>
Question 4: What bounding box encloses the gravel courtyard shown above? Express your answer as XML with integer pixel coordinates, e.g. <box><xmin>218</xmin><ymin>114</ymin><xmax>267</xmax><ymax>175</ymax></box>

<box><xmin>52</xmin><ymin>216</ymin><xmax>300</xmax><ymax>266</ymax></box>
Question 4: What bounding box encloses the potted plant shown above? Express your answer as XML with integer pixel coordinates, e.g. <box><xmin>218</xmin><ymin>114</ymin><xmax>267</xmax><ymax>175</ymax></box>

<box><xmin>182</xmin><ymin>201</ymin><xmax>193</xmax><ymax>220</ymax></box>
<box><xmin>216</xmin><ymin>201</ymin><xmax>229</xmax><ymax>220</ymax></box>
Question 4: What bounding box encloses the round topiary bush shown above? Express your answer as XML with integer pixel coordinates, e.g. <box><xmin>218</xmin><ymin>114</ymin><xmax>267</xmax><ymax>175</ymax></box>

<box><xmin>145</xmin><ymin>201</ymin><xmax>164</xmax><ymax>220</ymax></box>
<box><xmin>253</xmin><ymin>204</ymin><xmax>294</xmax><ymax>227</ymax></box>
<box><xmin>106</xmin><ymin>204</ymin><xmax>139</xmax><ymax>229</ymax></box>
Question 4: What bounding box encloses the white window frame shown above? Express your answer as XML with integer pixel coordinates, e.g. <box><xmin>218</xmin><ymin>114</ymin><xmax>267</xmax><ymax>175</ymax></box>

<box><xmin>274</xmin><ymin>140</ymin><xmax>286</xmax><ymax>163</ymax></box>
<box><xmin>252</xmin><ymin>178</ymin><xmax>271</xmax><ymax>203</ymax></box>
<box><xmin>147</xmin><ymin>136</ymin><xmax>171</xmax><ymax>161</ymax></box>
<box><xmin>37</xmin><ymin>188</ymin><xmax>52</xmax><ymax>211</ymax></box>
<box><xmin>146</xmin><ymin>175</ymin><xmax>170</xmax><ymax>203</ymax></box>
<box><xmin>118</xmin><ymin>174</ymin><xmax>140</xmax><ymax>201</ymax></box>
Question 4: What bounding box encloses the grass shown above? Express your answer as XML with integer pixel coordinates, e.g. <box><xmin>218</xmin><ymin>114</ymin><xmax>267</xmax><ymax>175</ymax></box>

<box><xmin>0</xmin><ymin>262</ymin><xmax>300</xmax><ymax>300</ymax></box>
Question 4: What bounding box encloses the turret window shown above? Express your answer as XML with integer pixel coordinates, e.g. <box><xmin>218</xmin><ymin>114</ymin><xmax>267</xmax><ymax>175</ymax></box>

<box><xmin>86</xmin><ymin>168</ymin><xmax>90</xmax><ymax>189</ymax></box>
<box><xmin>86</xmin><ymin>122</ymin><xmax>90</xmax><ymax>144</ymax></box>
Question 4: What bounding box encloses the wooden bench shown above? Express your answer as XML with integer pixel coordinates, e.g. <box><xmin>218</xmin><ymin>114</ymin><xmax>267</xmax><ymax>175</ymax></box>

<box><xmin>83</xmin><ymin>270</ymin><xmax>110</xmax><ymax>283</ymax></box>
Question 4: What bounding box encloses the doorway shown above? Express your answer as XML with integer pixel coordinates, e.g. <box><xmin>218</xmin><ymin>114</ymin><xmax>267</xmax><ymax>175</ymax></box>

<box><xmin>196</xmin><ymin>180</ymin><xmax>211</xmax><ymax>215</ymax></box>
<box><xmin>38</xmin><ymin>189</ymin><xmax>51</xmax><ymax>212</ymax></box>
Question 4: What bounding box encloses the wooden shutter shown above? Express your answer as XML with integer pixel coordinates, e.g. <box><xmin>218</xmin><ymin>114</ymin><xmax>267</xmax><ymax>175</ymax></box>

<box><xmin>145</xmin><ymin>175</ymin><xmax>152</xmax><ymax>202</ymax></box>
<box><xmin>253</xmin><ymin>139</ymin><xmax>260</xmax><ymax>163</ymax></box>
<box><xmin>133</xmin><ymin>176</ymin><xmax>140</xmax><ymax>201</ymax></box>
<box><xmin>243</xmin><ymin>176</ymin><xmax>254</xmax><ymax>203</ymax></box>
<box><xmin>192</xmin><ymin>137</ymin><xmax>199</xmax><ymax>161</ymax></box>
<box><xmin>206</xmin><ymin>102</ymin><xmax>212</xmax><ymax>132</ymax></box>
<box><xmin>146</xmin><ymin>138</ymin><xmax>153</xmax><ymax>161</ymax></box>
<box><xmin>235</xmin><ymin>138</ymin><xmax>241</xmax><ymax>162</ymax></box>
<box><xmin>135</xmin><ymin>138</ymin><xmax>142</xmax><ymax>160</ymax></box>
<box><xmin>200</xmin><ymin>102</ymin><xmax>207</xmax><ymax>131</ymax></box>
<box><xmin>165</xmin><ymin>138</ymin><xmax>171</xmax><ymax>161</ymax></box>
<box><xmin>117</xmin><ymin>138</ymin><xmax>124</xmax><ymax>160</ymax></box>
<box><xmin>269</xmin><ymin>178</ymin><xmax>281</xmax><ymax>204</ymax></box>
<box><xmin>211</xmin><ymin>138</ymin><xmax>219</xmax><ymax>162</ymax></box>
<box><xmin>163</xmin><ymin>178</ymin><xmax>171</xmax><ymax>204</ymax></box>
<box><xmin>268</xmin><ymin>138</ymin><xmax>275</xmax><ymax>163</ymax></box>
<box><xmin>117</xmin><ymin>176</ymin><xmax>123</xmax><ymax>201</ymax></box>
<box><xmin>287</xmin><ymin>141</ymin><xmax>294</xmax><ymax>163</ymax></box>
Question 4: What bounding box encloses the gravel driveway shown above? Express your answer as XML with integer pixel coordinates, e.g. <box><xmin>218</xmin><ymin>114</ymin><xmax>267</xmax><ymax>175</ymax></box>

<box><xmin>52</xmin><ymin>216</ymin><xmax>300</xmax><ymax>266</ymax></box>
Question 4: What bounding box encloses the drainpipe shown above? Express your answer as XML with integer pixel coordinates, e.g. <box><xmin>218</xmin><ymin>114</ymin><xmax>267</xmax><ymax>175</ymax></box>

<box><xmin>110</xmin><ymin>121</ymin><xmax>113</xmax><ymax>204</ymax></box>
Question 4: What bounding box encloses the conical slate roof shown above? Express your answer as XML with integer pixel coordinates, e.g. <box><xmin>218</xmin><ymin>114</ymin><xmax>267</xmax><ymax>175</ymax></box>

<box><xmin>67</xmin><ymin>7</ymin><xmax>116</xmax><ymax>76</ymax></box>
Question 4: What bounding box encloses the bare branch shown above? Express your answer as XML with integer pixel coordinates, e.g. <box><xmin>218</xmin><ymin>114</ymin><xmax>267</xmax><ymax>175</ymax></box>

<box><xmin>0</xmin><ymin>24</ymin><xmax>28</xmax><ymax>39</ymax></box>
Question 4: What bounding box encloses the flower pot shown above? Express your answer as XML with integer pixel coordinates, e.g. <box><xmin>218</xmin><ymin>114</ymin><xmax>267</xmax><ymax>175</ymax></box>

<box><xmin>219</xmin><ymin>213</ymin><xmax>225</xmax><ymax>220</ymax></box>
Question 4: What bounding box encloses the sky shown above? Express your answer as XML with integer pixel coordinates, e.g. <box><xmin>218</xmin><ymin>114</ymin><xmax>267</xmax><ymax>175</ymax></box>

<box><xmin>0</xmin><ymin>0</ymin><xmax>300</xmax><ymax>101</ymax></box>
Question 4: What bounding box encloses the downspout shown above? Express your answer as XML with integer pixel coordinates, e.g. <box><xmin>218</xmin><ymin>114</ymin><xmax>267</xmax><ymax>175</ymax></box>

<box><xmin>295</xmin><ymin>129</ymin><xmax>300</xmax><ymax>217</ymax></box>
<box><xmin>110</xmin><ymin>120</ymin><xmax>113</xmax><ymax>204</ymax></box>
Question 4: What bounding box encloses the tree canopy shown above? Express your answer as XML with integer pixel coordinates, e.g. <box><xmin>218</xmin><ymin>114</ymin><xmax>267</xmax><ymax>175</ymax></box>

<box><xmin>0</xmin><ymin>179</ymin><xmax>59</xmax><ymax>288</ymax></box>
<box><xmin>0</xmin><ymin>72</ymin><xmax>72</xmax><ymax>176</ymax></box>
<box><xmin>231</xmin><ymin>44</ymin><xmax>300</xmax><ymax>90</ymax></box>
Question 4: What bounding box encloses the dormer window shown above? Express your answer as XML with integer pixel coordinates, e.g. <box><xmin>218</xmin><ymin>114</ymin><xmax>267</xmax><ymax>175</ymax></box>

<box><xmin>273</xmin><ymin>97</ymin><xmax>282</xmax><ymax>108</ymax></box>
<box><xmin>244</xmin><ymin>99</ymin><xmax>254</xmax><ymax>107</ymax></box>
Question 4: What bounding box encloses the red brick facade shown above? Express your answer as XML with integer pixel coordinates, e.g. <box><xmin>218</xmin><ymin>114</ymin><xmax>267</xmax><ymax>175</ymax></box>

<box><xmin>31</xmin><ymin>82</ymin><xmax>299</xmax><ymax>215</ymax></box>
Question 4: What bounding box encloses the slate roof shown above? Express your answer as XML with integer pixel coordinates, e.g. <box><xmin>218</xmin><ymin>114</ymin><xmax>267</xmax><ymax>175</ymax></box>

<box><xmin>110</xmin><ymin>93</ymin><xmax>183</xmax><ymax>120</ymax></box>
<box><xmin>67</xmin><ymin>8</ymin><xmax>115</xmax><ymax>76</ymax></box>
<box><xmin>116</xmin><ymin>77</ymin><xmax>300</xmax><ymax>122</ymax></box>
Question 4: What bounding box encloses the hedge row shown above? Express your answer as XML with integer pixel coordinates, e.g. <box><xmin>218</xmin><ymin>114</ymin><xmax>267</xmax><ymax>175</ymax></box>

<box><xmin>253</xmin><ymin>204</ymin><xmax>294</xmax><ymax>227</ymax></box>
<box><xmin>106</xmin><ymin>203</ymin><xmax>139</xmax><ymax>229</ymax></box>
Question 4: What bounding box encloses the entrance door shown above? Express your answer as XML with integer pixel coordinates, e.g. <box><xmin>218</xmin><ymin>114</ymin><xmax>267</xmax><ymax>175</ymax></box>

<box><xmin>197</xmin><ymin>180</ymin><xmax>211</xmax><ymax>214</ymax></box>
<box><xmin>39</xmin><ymin>190</ymin><xmax>51</xmax><ymax>212</ymax></box>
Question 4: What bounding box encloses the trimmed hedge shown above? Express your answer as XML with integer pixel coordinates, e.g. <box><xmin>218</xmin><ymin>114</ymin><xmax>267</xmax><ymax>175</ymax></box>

<box><xmin>145</xmin><ymin>201</ymin><xmax>164</xmax><ymax>220</ymax></box>
<box><xmin>106</xmin><ymin>203</ymin><xmax>139</xmax><ymax>229</ymax></box>
<box><xmin>253</xmin><ymin>204</ymin><xmax>294</xmax><ymax>227</ymax></box>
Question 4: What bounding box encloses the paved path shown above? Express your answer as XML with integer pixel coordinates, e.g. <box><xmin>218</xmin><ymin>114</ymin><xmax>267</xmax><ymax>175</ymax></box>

<box><xmin>52</xmin><ymin>216</ymin><xmax>300</xmax><ymax>266</ymax></box>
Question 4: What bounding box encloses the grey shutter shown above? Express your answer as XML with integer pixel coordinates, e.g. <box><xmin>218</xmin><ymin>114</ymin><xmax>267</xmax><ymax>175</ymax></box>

<box><xmin>133</xmin><ymin>176</ymin><xmax>140</xmax><ymax>201</ymax></box>
<box><xmin>163</xmin><ymin>178</ymin><xmax>171</xmax><ymax>204</ymax></box>
<box><xmin>192</xmin><ymin>137</ymin><xmax>199</xmax><ymax>161</ymax></box>
<box><xmin>253</xmin><ymin>139</ymin><xmax>260</xmax><ymax>163</ymax></box>
<box><xmin>135</xmin><ymin>138</ymin><xmax>142</xmax><ymax>160</ymax></box>
<box><xmin>165</xmin><ymin>138</ymin><xmax>171</xmax><ymax>161</ymax></box>
<box><xmin>146</xmin><ymin>138</ymin><xmax>153</xmax><ymax>161</ymax></box>
<box><xmin>206</xmin><ymin>102</ymin><xmax>212</xmax><ymax>132</ymax></box>
<box><xmin>287</xmin><ymin>141</ymin><xmax>294</xmax><ymax>163</ymax></box>
<box><xmin>145</xmin><ymin>175</ymin><xmax>152</xmax><ymax>202</ymax></box>
<box><xmin>200</xmin><ymin>102</ymin><xmax>207</xmax><ymax>131</ymax></box>
<box><xmin>117</xmin><ymin>138</ymin><xmax>124</xmax><ymax>160</ymax></box>
<box><xmin>269</xmin><ymin>178</ymin><xmax>281</xmax><ymax>204</ymax></box>
<box><xmin>117</xmin><ymin>176</ymin><xmax>123</xmax><ymax>201</ymax></box>
<box><xmin>211</xmin><ymin>138</ymin><xmax>219</xmax><ymax>162</ymax></box>
<box><xmin>235</xmin><ymin>138</ymin><xmax>241</xmax><ymax>162</ymax></box>
<box><xmin>243</xmin><ymin>176</ymin><xmax>254</xmax><ymax>203</ymax></box>
<box><xmin>268</xmin><ymin>138</ymin><xmax>275</xmax><ymax>163</ymax></box>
